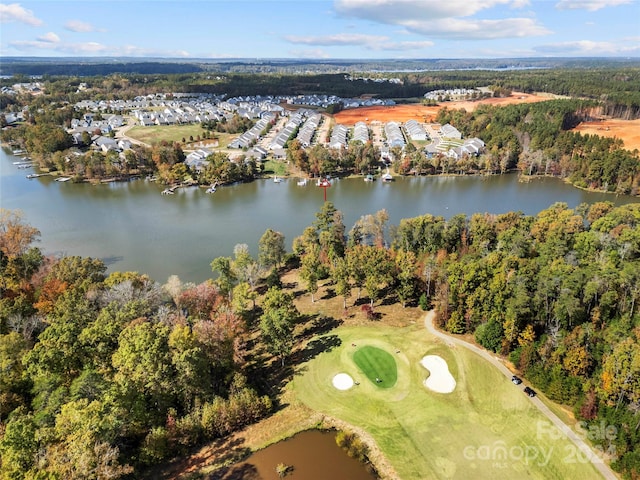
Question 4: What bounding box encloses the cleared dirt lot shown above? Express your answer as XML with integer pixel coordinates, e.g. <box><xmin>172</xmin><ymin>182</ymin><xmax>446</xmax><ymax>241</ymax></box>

<box><xmin>333</xmin><ymin>92</ymin><xmax>550</xmax><ymax>125</ymax></box>
<box><xmin>571</xmin><ymin>119</ymin><xmax>640</xmax><ymax>152</ymax></box>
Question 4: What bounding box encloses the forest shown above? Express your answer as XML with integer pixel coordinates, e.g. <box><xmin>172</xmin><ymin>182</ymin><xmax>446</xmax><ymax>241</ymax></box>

<box><xmin>1</xmin><ymin>199</ymin><xmax>639</xmax><ymax>479</ymax></box>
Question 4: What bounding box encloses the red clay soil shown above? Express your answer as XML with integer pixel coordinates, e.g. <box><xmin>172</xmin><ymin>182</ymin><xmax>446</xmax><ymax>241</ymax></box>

<box><xmin>332</xmin><ymin>92</ymin><xmax>550</xmax><ymax>125</ymax></box>
<box><xmin>571</xmin><ymin>119</ymin><xmax>640</xmax><ymax>152</ymax></box>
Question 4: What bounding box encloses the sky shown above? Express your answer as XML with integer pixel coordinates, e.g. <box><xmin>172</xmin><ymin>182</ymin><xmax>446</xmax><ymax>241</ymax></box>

<box><xmin>0</xmin><ymin>0</ymin><xmax>639</xmax><ymax>59</ymax></box>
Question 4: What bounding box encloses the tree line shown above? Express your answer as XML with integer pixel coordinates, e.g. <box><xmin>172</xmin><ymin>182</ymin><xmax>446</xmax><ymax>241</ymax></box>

<box><xmin>4</xmin><ymin>64</ymin><xmax>638</xmax><ymax>117</ymax></box>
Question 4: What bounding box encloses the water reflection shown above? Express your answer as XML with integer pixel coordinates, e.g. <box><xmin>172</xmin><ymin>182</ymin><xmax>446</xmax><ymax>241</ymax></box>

<box><xmin>221</xmin><ymin>430</ymin><xmax>376</xmax><ymax>480</ymax></box>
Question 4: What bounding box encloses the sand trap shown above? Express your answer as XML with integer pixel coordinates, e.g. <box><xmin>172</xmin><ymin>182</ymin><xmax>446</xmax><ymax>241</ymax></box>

<box><xmin>420</xmin><ymin>355</ymin><xmax>456</xmax><ymax>393</ymax></box>
<box><xmin>332</xmin><ymin>373</ymin><xmax>355</xmax><ymax>390</ymax></box>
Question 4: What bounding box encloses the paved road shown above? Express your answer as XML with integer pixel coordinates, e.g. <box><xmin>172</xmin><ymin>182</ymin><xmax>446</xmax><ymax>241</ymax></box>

<box><xmin>424</xmin><ymin>310</ymin><xmax>618</xmax><ymax>480</ymax></box>
<box><xmin>114</xmin><ymin>120</ymin><xmax>150</xmax><ymax>147</ymax></box>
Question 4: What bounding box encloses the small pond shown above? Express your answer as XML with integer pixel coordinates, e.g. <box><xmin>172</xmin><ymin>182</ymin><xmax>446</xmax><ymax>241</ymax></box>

<box><xmin>218</xmin><ymin>430</ymin><xmax>376</xmax><ymax>480</ymax></box>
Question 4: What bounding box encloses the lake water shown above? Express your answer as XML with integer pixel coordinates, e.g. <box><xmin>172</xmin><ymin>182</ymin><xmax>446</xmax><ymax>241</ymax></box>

<box><xmin>223</xmin><ymin>430</ymin><xmax>376</xmax><ymax>480</ymax></box>
<box><xmin>2</xmin><ymin>147</ymin><xmax>639</xmax><ymax>283</ymax></box>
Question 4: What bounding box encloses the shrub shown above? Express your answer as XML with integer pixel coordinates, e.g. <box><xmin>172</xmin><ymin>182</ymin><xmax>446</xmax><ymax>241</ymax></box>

<box><xmin>335</xmin><ymin>430</ymin><xmax>369</xmax><ymax>463</ymax></box>
<box><xmin>474</xmin><ymin>319</ymin><xmax>504</xmax><ymax>352</ymax></box>
<box><xmin>418</xmin><ymin>292</ymin><xmax>429</xmax><ymax>310</ymax></box>
<box><xmin>265</xmin><ymin>268</ymin><xmax>282</xmax><ymax>289</ymax></box>
<box><xmin>140</xmin><ymin>427</ymin><xmax>170</xmax><ymax>465</ymax></box>
<box><xmin>360</xmin><ymin>304</ymin><xmax>375</xmax><ymax>320</ymax></box>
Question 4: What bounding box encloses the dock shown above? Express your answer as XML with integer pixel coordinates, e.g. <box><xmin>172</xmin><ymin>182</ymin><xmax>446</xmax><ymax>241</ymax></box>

<box><xmin>161</xmin><ymin>185</ymin><xmax>180</xmax><ymax>195</ymax></box>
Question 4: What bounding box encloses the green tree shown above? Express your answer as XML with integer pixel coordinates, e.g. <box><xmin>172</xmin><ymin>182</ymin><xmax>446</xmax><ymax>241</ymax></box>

<box><xmin>474</xmin><ymin>319</ymin><xmax>504</xmax><ymax>353</ymax></box>
<box><xmin>112</xmin><ymin>320</ymin><xmax>175</xmax><ymax>427</ymax></box>
<box><xmin>210</xmin><ymin>256</ymin><xmax>237</xmax><ymax>300</ymax></box>
<box><xmin>168</xmin><ymin>324</ymin><xmax>211</xmax><ymax>408</ymax></box>
<box><xmin>0</xmin><ymin>408</ymin><xmax>38</xmax><ymax>478</ymax></box>
<box><xmin>331</xmin><ymin>256</ymin><xmax>352</xmax><ymax>310</ymax></box>
<box><xmin>24</xmin><ymin>289</ymin><xmax>95</xmax><ymax>382</ymax></box>
<box><xmin>258</xmin><ymin>228</ymin><xmax>286</xmax><ymax>269</ymax></box>
<box><xmin>232</xmin><ymin>281</ymin><xmax>257</xmax><ymax>319</ymax></box>
<box><xmin>300</xmin><ymin>244</ymin><xmax>321</xmax><ymax>302</ymax></box>
<box><xmin>0</xmin><ymin>332</ymin><xmax>31</xmax><ymax>419</ymax></box>
<box><xmin>259</xmin><ymin>287</ymin><xmax>298</xmax><ymax>366</ymax></box>
<box><xmin>43</xmin><ymin>399</ymin><xmax>131</xmax><ymax>480</ymax></box>
<box><xmin>360</xmin><ymin>246</ymin><xmax>393</xmax><ymax>306</ymax></box>
<box><xmin>395</xmin><ymin>249</ymin><xmax>417</xmax><ymax>308</ymax></box>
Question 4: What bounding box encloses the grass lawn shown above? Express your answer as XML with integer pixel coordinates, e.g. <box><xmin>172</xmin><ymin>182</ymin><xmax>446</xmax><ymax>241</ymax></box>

<box><xmin>262</xmin><ymin>158</ymin><xmax>289</xmax><ymax>176</ymax></box>
<box><xmin>292</xmin><ymin>323</ymin><xmax>603</xmax><ymax>480</ymax></box>
<box><xmin>127</xmin><ymin>124</ymin><xmax>205</xmax><ymax>145</ymax></box>
<box><xmin>353</xmin><ymin>346</ymin><xmax>397</xmax><ymax>388</ymax></box>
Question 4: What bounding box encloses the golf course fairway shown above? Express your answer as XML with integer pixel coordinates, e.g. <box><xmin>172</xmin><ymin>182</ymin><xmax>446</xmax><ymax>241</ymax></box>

<box><xmin>292</xmin><ymin>323</ymin><xmax>603</xmax><ymax>480</ymax></box>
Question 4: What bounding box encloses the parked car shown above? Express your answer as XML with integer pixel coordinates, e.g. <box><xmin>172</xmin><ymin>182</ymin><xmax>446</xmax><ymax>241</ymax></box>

<box><xmin>511</xmin><ymin>375</ymin><xmax>523</xmax><ymax>385</ymax></box>
<box><xmin>524</xmin><ymin>386</ymin><xmax>537</xmax><ymax>397</ymax></box>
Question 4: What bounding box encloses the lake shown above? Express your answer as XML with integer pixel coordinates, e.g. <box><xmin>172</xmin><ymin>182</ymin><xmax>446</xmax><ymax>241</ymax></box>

<box><xmin>2</xmin><ymin>147</ymin><xmax>638</xmax><ymax>283</ymax></box>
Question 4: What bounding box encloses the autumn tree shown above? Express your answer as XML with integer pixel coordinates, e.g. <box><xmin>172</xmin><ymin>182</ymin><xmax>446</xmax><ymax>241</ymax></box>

<box><xmin>0</xmin><ymin>209</ymin><xmax>40</xmax><ymax>259</ymax></box>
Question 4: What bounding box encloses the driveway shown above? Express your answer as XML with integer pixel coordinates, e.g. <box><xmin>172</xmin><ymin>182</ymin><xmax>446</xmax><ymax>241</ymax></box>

<box><xmin>424</xmin><ymin>310</ymin><xmax>618</xmax><ymax>480</ymax></box>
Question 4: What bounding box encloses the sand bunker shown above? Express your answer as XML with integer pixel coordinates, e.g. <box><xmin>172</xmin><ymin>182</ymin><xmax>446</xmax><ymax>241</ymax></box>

<box><xmin>332</xmin><ymin>373</ymin><xmax>355</xmax><ymax>390</ymax></box>
<box><xmin>420</xmin><ymin>355</ymin><xmax>456</xmax><ymax>393</ymax></box>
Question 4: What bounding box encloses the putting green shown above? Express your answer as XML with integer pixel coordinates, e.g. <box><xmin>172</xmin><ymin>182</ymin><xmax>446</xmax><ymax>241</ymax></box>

<box><xmin>353</xmin><ymin>346</ymin><xmax>397</xmax><ymax>388</ymax></box>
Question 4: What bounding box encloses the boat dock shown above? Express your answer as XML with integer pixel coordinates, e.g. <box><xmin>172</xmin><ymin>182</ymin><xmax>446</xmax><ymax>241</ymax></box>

<box><xmin>161</xmin><ymin>185</ymin><xmax>180</xmax><ymax>195</ymax></box>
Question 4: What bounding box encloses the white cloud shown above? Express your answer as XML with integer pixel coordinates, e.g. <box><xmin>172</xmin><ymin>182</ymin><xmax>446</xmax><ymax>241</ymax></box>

<box><xmin>555</xmin><ymin>0</ymin><xmax>632</xmax><ymax>11</ymax></box>
<box><xmin>405</xmin><ymin>17</ymin><xmax>551</xmax><ymax>39</ymax></box>
<box><xmin>285</xmin><ymin>33</ymin><xmax>388</xmax><ymax>46</ymax></box>
<box><xmin>64</xmin><ymin>19</ymin><xmax>103</xmax><ymax>33</ymax></box>
<box><xmin>0</xmin><ymin>3</ymin><xmax>43</xmax><ymax>26</ymax></box>
<box><xmin>37</xmin><ymin>32</ymin><xmax>60</xmax><ymax>43</ymax></box>
<box><xmin>333</xmin><ymin>0</ymin><xmax>549</xmax><ymax>39</ymax></box>
<box><xmin>119</xmin><ymin>45</ymin><xmax>190</xmax><ymax>57</ymax></box>
<box><xmin>8</xmin><ymin>38</ymin><xmax>190</xmax><ymax>57</ymax></box>
<box><xmin>285</xmin><ymin>33</ymin><xmax>434</xmax><ymax>51</ymax></box>
<box><xmin>10</xmin><ymin>39</ymin><xmax>108</xmax><ymax>54</ymax></box>
<box><xmin>288</xmin><ymin>49</ymin><xmax>332</xmax><ymax>59</ymax></box>
<box><xmin>335</xmin><ymin>0</ymin><xmax>527</xmax><ymax>21</ymax></box>
<box><xmin>534</xmin><ymin>40</ymin><xmax>640</xmax><ymax>55</ymax></box>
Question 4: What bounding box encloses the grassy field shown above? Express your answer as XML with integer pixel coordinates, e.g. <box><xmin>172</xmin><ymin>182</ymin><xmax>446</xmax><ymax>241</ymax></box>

<box><xmin>292</xmin><ymin>323</ymin><xmax>603</xmax><ymax>480</ymax></box>
<box><xmin>262</xmin><ymin>159</ymin><xmax>289</xmax><ymax>176</ymax></box>
<box><xmin>353</xmin><ymin>346</ymin><xmax>397</xmax><ymax>388</ymax></box>
<box><xmin>127</xmin><ymin>124</ymin><xmax>205</xmax><ymax>145</ymax></box>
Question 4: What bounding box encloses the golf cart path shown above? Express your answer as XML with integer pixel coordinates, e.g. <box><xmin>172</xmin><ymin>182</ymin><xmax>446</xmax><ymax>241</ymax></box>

<box><xmin>424</xmin><ymin>310</ymin><xmax>617</xmax><ymax>480</ymax></box>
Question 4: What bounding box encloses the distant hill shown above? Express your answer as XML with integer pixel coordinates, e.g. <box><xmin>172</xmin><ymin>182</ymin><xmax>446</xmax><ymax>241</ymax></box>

<box><xmin>1</xmin><ymin>56</ymin><xmax>639</xmax><ymax>76</ymax></box>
